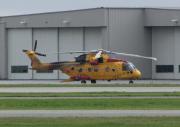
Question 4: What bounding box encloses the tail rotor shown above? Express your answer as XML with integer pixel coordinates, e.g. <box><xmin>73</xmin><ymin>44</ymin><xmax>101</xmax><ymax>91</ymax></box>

<box><xmin>33</xmin><ymin>40</ymin><xmax>37</xmax><ymax>51</ymax></box>
<box><xmin>22</xmin><ymin>40</ymin><xmax>46</xmax><ymax>57</ymax></box>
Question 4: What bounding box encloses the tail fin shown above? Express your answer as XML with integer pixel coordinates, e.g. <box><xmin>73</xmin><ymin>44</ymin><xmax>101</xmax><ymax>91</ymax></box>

<box><xmin>23</xmin><ymin>40</ymin><xmax>47</xmax><ymax>70</ymax></box>
<box><xmin>23</xmin><ymin>50</ymin><xmax>42</xmax><ymax>69</ymax></box>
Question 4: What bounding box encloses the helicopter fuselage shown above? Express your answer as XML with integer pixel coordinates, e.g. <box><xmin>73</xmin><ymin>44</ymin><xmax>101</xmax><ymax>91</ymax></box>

<box><xmin>23</xmin><ymin>50</ymin><xmax>141</xmax><ymax>82</ymax></box>
<box><xmin>60</xmin><ymin>61</ymin><xmax>141</xmax><ymax>81</ymax></box>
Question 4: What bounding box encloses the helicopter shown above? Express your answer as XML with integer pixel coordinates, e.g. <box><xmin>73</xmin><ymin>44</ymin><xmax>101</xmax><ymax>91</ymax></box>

<box><xmin>23</xmin><ymin>40</ymin><xmax>157</xmax><ymax>84</ymax></box>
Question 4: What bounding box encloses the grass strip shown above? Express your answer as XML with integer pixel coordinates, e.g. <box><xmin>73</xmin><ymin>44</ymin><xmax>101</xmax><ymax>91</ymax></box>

<box><xmin>0</xmin><ymin>98</ymin><xmax>180</xmax><ymax>109</ymax></box>
<box><xmin>0</xmin><ymin>117</ymin><xmax>180</xmax><ymax>127</ymax></box>
<box><xmin>0</xmin><ymin>92</ymin><xmax>180</xmax><ymax>97</ymax></box>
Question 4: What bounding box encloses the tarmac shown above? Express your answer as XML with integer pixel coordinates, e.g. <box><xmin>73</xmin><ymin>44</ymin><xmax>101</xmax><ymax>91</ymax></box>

<box><xmin>0</xmin><ymin>79</ymin><xmax>180</xmax><ymax>84</ymax></box>
<box><xmin>0</xmin><ymin>110</ymin><xmax>180</xmax><ymax>117</ymax></box>
<box><xmin>0</xmin><ymin>87</ymin><xmax>179</xmax><ymax>93</ymax></box>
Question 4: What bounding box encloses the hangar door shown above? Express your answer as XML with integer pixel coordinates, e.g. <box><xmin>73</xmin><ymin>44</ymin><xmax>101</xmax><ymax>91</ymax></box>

<box><xmin>8</xmin><ymin>29</ymin><xmax>33</xmax><ymax>79</ymax></box>
<box><xmin>59</xmin><ymin>28</ymin><xmax>83</xmax><ymax>79</ymax></box>
<box><xmin>152</xmin><ymin>27</ymin><xmax>180</xmax><ymax>79</ymax></box>
<box><xmin>173</xmin><ymin>28</ymin><xmax>180</xmax><ymax>79</ymax></box>
<box><xmin>33</xmin><ymin>28</ymin><xmax>58</xmax><ymax>79</ymax></box>
<box><xmin>84</xmin><ymin>28</ymin><xmax>102</xmax><ymax>50</ymax></box>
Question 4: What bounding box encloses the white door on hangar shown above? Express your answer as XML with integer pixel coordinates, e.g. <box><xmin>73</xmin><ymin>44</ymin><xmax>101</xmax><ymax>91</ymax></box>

<box><xmin>8</xmin><ymin>29</ymin><xmax>33</xmax><ymax>79</ymax></box>
<box><xmin>85</xmin><ymin>28</ymin><xmax>102</xmax><ymax>50</ymax></box>
<box><xmin>174</xmin><ymin>28</ymin><xmax>180</xmax><ymax>79</ymax></box>
<box><xmin>59</xmin><ymin>28</ymin><xmax>83</xmax><ymax>79</ymax></box>
<box><xmin>33</xmin><ymin>28</ymin><xmax>58</xmax><ymax>79</ymax></box>
<box><xmin>152</xmin><ymin>28</ymin><xmax>174</xmax><ymax>79</ymax></box>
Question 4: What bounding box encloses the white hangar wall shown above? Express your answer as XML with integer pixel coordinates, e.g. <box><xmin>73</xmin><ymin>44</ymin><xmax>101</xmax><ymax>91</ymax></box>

<box><xmin>2</xmin><ymin>8</ymin><xmax>180</xmax><ymax>80</ymax></box>
<box><xmin>152</xmin><ymin>27</ymin><xmax>180</xmax><ymax>79</ymax></box>
<box><xmin>0</xmin><ymin>8</ymin><xmax>152</xmax><ymax>80</ymax></box>
<box><xmin>8</xmin><ymin>29</ymin><xmax>33</xmax><ymax>79</ymax></box>
<box><xmin>145</xmin><ymin>9</ymin><xmax>180</xmax><ymax>79</ymax></box>
<box><xmin>108</xmin><ymin>8</ymin><xmax>152</xmax><ymax>79</ymax></box>
<box><xmin>7</xmin><ymin>27</ymin><xmax>103</xmax><ymax>79</ymax></box>
<box><xmin>1</xmin><ymin>8</ymin><xmax>105</xmax><ymax>79</ymax></box>
<box><xmin>0</xmin><ymin>23</ymin><xmax>7</xmax><ymax>79</ymax></box>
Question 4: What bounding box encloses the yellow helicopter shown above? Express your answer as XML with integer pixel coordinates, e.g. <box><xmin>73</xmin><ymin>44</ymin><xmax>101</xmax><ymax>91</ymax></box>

<box><xmin>23</xmin><ymin>41</ymin><xmax>157</xmax><ymax>84</ymax></box>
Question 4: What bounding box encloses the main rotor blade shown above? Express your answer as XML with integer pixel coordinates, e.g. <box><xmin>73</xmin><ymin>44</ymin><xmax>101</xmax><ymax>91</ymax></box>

<box><xmin>48</xmin><ymin>49</ymin><xmax>105</xmax><ymax>55</ymax></box>
<box><xmin>33</xmin><ymin>40</ymin><xmax>37</xmax><ymax>51</ymax></box>
<box><xmin>107</xmin><ymin>51</ymin><xmax>157</xmax><ymax>61</ymax></box>
<box><xmin>54</xmin><ymin>49</ymin><xmax>104</xmax><ymax>54</ymax></box>
<box><xmin>56</xmin><ymin>51</ymin><xmax>90</xmax><ymax>54</ymax></box>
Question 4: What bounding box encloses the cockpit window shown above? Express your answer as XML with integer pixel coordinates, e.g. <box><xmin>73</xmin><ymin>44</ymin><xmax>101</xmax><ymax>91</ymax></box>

<box><xmin>129</xmin><ymin>63</ymin><xmax>136</xmax><ymax>70</ymax></box>
<box><xmin>122</xmin><ymin>62</ymin><xmax>136</xmax><ymax>71</ymax></box>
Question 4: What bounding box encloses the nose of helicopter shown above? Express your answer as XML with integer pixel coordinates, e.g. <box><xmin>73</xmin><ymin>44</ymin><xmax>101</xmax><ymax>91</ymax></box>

<box><xmin>134</xmin><ymin>69</ymin><xmax>141</xmax><ymax>79</ymax></box>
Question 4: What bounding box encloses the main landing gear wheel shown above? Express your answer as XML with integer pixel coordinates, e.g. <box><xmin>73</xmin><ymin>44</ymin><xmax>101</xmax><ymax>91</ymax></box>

<box><xmin>129</xmin><ymin>80</ymin><xmax>134</xmax><ymax>84</ymax></box>
<box><xmin>81</xmin><ymin>80</ymin><xmax>86</xmax><ymax>84</ymax></box>
<box><xmin>91</xmin><ymin>80</ymin><xmax>96</xmax><ymax>84</ymax></box>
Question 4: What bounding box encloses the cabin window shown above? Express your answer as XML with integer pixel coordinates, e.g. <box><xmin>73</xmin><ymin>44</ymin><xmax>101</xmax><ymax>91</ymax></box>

<box><xmin>88</xmin><ymin>68</ymin><xmax>92</xmax><ymax>72</ymax></box>
<box><xmin>11</xmin><ymin>65</ymin><xmax>28</xmax><ymax>73</ymax></box>
<box><xmin>98</xmin><ymin>57</ymin><xmax>104</xmax><ymax>63</ymax></box>
<box><xmin>156</xmin><ymin>65</ymin><xmax>174</xmax><ymax>73</ymax></box>
<box><xmin>36</xmin><ymin>70</ymin><xmax>53</xmax><ymax>73</ymax></box>
<box><xmin>94</xmin><ymin>68</ymin><xmax>98</xmax><ymax>72</ymax></box>
<box><xmin>75</xmin><ymin>54</ymin><xmax>86</xmax><ymax>63</ymax></box>
<box><xmin>122</xmin><ymin>63</ymin><xmax>129</xmax><ymax>71</ymax></box>
<box><xmin>105</xmin><ymin>67</ymin><xmax>110</xmax><ymax>72</ymax></box>
<box><xmin>79</xmin><ymin>68</ymin><xmax>83</xmax><ymax>72</ymax></box>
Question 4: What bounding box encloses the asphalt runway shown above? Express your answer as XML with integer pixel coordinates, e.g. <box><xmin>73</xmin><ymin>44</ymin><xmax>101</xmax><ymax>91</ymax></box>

<box><xmin>0</xmin><ymin>87</ymin><xmax>180</xmax><ymax>93</ymax></box>
<box><xmin>0</xmin><ymin>80</ymin><xmax>180</xmax><ymax>84</ymax></box>
<box><xmin>1</xmin><ymin>110</ymin><xmax>180</xmax><ymax>117</ymax></box>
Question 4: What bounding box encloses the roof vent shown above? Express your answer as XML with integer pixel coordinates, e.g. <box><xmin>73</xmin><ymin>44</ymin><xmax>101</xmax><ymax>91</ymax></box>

<box><xmin>170</xmin><ymin>19</ymin><xmax>179</xmax><ymax>24</ymax></box>
<box><xmin>20</xmin><ymin>19</ymin><xmax>27</xmax><ymax>25</ymax></box>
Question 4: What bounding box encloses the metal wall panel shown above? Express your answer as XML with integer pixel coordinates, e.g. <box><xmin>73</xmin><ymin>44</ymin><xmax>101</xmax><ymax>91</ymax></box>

<box><xmin>85</xmin><ymin>28</ymin><xmax>102</xmax><ymax>50</ymax></box>
<box><xmin>174</xmin><ymin>28</ymin><xmax>180</xmax><ymax>79</ymax></box>
<box><xmin>145</xmin><ymin>9</ymin><xmax>180</xmax><ymax>26</ymax></box>
<box><xmin>59</xmin><ymin>28</ymin><xmax>83</xmax><ymax>79</ymax></box>
<box><xmin>0</xmin><ymin>23</ymin><xmax>7</xmax><ymax>79</ymax></box>
<box><xmin>2</xmin><ymin>9</ymin><xmax>106</xmax><ymax>28</ymax></box>
<box><xmin>8</xmin><ymin>29</ymin><xmax>32</xmax><ymax>79</ymax></box>
<box><xmin>152</xmin><ymin>27</ymin><xmax>175</xmax><ymax>79</ymax></box>
<box><xmin>108</xmin><ymin>9</ymin><xmax>152</xmax><ymax>79</ymax></box>
<box><xmin>32</xmin><ymin>28</ymin><xmax>58</xmax><ymax>79</ymax></box>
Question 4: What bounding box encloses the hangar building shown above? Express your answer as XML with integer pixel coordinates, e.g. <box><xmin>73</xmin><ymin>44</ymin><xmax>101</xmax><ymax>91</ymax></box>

<box><xmin>0</xmin><ymin>8</ymin><xmax>179</xmax><ymax>80</ymax></box>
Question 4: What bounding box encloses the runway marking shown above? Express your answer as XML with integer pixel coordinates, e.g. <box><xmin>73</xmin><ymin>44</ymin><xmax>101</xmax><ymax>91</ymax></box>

<box><xmin>0</xmin><ymin>87</ymin><xmax>180</xmax><ymax>93</ymax></box>
<box><xmin>1</xmin><ymin>110</ymin><xmax>180</xmax><ymax>117</ymax></box>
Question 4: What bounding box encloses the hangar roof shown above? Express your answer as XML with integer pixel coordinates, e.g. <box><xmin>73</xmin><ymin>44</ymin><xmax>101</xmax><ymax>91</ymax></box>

<box><xmin>1</xmin><ymin>7</ymin><xmax>180</xmax><ymax>27</ymax></box>
<box><xmin>1</xmin><ymin>7</ymin><xmax>180</xmax><ymax>18</ymax></box>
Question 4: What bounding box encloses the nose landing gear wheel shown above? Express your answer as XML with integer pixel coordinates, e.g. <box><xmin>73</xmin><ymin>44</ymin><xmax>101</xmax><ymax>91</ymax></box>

<box><xmin>129</xmin><ymin>80</ymin><xmax>134</xmax><ymax>84</ymax></box>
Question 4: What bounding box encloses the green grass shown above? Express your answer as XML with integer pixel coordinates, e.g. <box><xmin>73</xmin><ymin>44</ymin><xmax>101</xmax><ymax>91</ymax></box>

<box><xmin>0</xmin><ymin>98</ymin><xmax>180</xmax><ymax>109</ymax></box>
<box><xmin>0</xmin><ymin>92</ymin><xmax>180</xmax><ymax>97</ymax></box>
<box><xmin>0</xmin><ymin>117</ymin><xmax>180</xmax><ymax>127</ymax></box>
<box><xmin>0</xmin><ymin>83</ymin><xmax>180</xmax><ymax>87</ymax></box>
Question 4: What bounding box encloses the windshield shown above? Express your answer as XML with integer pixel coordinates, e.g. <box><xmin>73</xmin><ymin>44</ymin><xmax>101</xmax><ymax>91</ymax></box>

<box><xmin>122</xmin><ymin>62</ymin><xmax>136</xmax><ymax>71</ymax></box>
